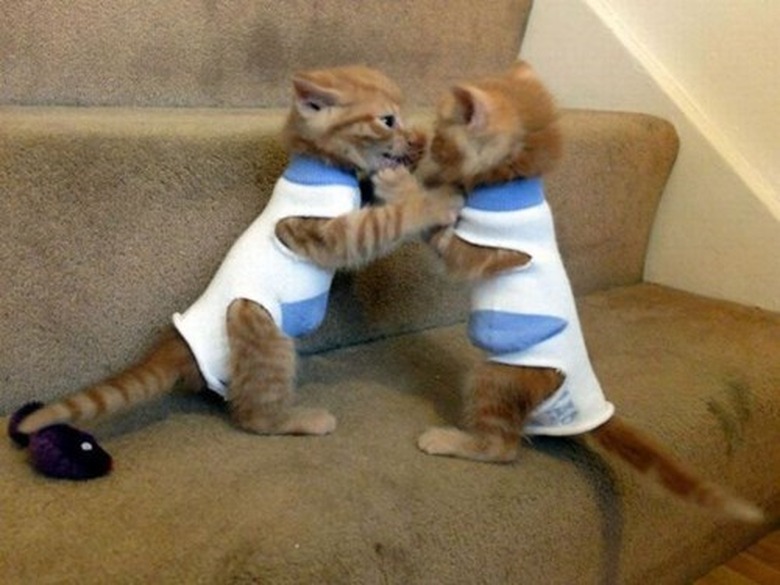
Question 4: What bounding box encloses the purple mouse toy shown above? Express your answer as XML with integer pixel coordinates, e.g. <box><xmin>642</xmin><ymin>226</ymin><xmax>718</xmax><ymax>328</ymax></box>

<box><xmin>8</xmin><ymin>402</ymin><xmax>112</xmax><ymax>480</ymax></box>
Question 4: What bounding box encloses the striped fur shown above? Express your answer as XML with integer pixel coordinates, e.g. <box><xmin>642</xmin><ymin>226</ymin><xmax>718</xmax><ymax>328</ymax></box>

<box><xmin>588</xmin><ymin>417</ymin><xmax>764</xmax><ymax>522</ymax></box>
<box><xmin>428</xmin><ymin>222</ymin><xmax>531</xmax><ymax>281</ymax></box>
<box><xmin>15</xmin><ymin>66</ymin><xmax>455</xmax><ymax>441</ymax></box>
<box><xmin>406</xmin><ymin>61</ymin><xmax>763</xmax><ymax>522</ymax></box>
<box><xmin>17</xmin><ymin>328</ymin><xmax>202</xmax><ymax>435</ymax></box>
<box><xmin>275</xmin><ymin>173</ymin><xmax>459</xmax><ymax>269</ymax></box>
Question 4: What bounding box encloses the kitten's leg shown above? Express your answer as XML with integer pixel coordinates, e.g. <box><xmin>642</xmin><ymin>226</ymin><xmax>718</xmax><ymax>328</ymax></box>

<box><xmin>430</xmin><ymin>229</ymin><xmax>531</xmax><ymax>281</ymax></box>
<box><xmin>418</xmin><ymin>363</ymin><xmax>562</xmax><ymax>462</ymax></box>
<box><xmin>369</xmin><ymin>169</ymin><xmax>530</xmax><ymax>279</ymax></box>
<box><xmin>226</xmin><ymin>299</ymin><xmax>335</xmax><ymax>435</ymax></box>
<box><xmin>275</xmin><ymin>172</ymin><xmax>461</xmax><ymax>270</ymax></box>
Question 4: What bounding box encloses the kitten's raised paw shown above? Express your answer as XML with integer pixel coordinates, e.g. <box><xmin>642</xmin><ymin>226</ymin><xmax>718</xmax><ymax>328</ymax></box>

<box><xmin>423</xmin><ymin>192</ymin><xmax>464</xmax><ymax>227</ymax></box>
<box><xmin>371</xmin><ymin>167</ymin><xmax>416</xmax><ymax>204</ymax></box>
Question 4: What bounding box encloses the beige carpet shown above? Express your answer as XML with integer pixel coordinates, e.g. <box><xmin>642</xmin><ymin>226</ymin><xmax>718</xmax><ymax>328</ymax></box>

<box><xmin>1</xmin><ymin>284</ymin><xmax>778</xmax><ymax>584</ymax></box>
<box><xmin>2</xmin><ymin>1</ymin><xmax>778</xmax><ymax>582</ymax></box>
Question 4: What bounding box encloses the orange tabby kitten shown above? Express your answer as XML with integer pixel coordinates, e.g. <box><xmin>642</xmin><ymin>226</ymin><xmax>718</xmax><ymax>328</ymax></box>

<box><xmin>15</xmin><ymin>66</ymin><xmax>458</xmax><ymax>444</ymax></box>
<box><xmin>374</xmin><ymin>61</ymin><xmax>763</xmax><ymax>522</ymax></box>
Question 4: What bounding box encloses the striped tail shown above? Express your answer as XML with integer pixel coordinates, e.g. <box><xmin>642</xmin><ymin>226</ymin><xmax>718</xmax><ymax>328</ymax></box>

<box><xmin>588</xmin><ymin>415</ymin><xmax>764</xmax><ymax>523</ymax></box>
<box><xmin>16</xmin><ymin>330</ymin><xmax>202</xmax><ymax>435</ymax></box>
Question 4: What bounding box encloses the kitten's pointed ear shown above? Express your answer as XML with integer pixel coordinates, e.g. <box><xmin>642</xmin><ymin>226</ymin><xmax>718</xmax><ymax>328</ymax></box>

<box><xmin>508</xmin><ymin>60</ymin><xmax>535</xmax><ymax>80</ymax></box>
<box><xmin>291</xmin><ymin>73</ymin><xmax>342</xmax><ymax>116</ymax></box>
<box><xmin>451</xmin><ymin>85</ymin><xmax>491</xmax><ymax>132</ymax></box>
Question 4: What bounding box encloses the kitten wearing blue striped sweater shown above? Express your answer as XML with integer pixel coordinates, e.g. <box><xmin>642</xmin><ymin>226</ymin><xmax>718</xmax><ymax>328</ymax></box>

<box><xmin>373</xmin><ymin>61</ymin><xmax>762</xmax><ymax>522</ymax></box>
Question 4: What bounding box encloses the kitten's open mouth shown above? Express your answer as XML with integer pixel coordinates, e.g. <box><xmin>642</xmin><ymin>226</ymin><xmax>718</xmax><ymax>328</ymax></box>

<box><xmin>379</xmin><ymin>153</ymin><xmax>409</xmax><ymax>169</ymax></box>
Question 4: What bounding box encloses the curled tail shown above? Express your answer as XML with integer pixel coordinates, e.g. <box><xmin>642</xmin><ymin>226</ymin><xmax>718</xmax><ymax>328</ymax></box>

<box><xmin>588</xmin><ymin>415</ymin><xmax>764</xmax><ymax>523</ymax></box>
<box><xmin>16</xmin><ymin>329</ymin><xmax>203</xmax><ymax>435</ymax></box>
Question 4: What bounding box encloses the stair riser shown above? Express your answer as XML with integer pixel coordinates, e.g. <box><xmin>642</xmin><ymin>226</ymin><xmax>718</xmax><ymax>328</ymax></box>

<box><xmin>0</xmin><ymin>107</ymin><xmax>677</xmax><ymax>409</ymax></box>
<box><xmin>0</xmin><ymin>0</ymin><xmax>531</xmax><ymax>107</ymax></box>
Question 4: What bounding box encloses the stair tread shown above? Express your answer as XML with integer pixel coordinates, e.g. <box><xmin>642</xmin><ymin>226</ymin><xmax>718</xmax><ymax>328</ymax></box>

<box><xmin>0</xmin><ymin>106</ymin><xmax>289</xmax><ymax>137</ymax></box>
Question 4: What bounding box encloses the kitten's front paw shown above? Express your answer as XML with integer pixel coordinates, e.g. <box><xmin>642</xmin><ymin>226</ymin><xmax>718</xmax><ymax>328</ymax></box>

<box><xmin>274</xmin><ymin>217</ymin><xmax>303</xmax><ymax>251</ymax></box>
<box><xmin>417</xmin><ymin>426</ymin><xmax>468</xmax><ymax>456</ymax></box>
<box><xmin>422</xmin><ymin>191</ymin><xmax>464</xmax><ymax>228</ymax></box>
<box><xmin>372</xmin><ymin>167</ymin><xmax>417</xmax><ymax>204</ymax></box>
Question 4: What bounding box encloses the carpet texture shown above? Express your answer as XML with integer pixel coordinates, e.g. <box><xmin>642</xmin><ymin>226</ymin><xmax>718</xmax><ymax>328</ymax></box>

<box><xmin>0</xmin><ymin>107</ymin><xmax>677</xmax><ymax>409</ymax></box>
<box><xmin>1</xmin><ymin>285</ymin><xmax>778</xmax><ymax>584</ymax></box>
<box><xmin>0</xmin><ymin>0</ymin><xmax>531</xmax><ymax>107</ymax></box>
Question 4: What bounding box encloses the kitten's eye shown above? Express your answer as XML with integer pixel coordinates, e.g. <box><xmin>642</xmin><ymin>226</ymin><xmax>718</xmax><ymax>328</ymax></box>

<box><xmin>378</xmin><ymin>115</ymin><xmax>395</xmax><ymax>128</ymax></box>
<box><xmin>306</xmin><ymin>101</ymin><xmax>322</xmax><ymax>112</ymax></box>
<box><xmin>80</xmin><ymin>441</ymin><xmax>93</xmax><ymax>452</ymax></box>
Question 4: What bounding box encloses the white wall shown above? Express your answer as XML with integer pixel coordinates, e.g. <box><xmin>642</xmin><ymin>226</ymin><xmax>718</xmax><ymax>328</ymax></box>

<box><xmin>603</xmin><ymin>0</ymin><xmax>780</xmax><ymax>209</ymax></box>
<box><xmin>521</xmin><ymin>0</ymin><xmax>780</xmax><ymax>311</ymax></box>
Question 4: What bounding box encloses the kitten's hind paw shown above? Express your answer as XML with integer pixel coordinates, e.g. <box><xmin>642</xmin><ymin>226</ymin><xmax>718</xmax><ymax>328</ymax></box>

<box><xmin>283</xmin><ymin>407</ymin><xmax>337</xmax><ymax>436</ymax></box>
<box><xmin>417</xmin><ymin>426</ymin><xmax>470</xmax><ymax>457</ymax></box>
<box><xmin>418</xmin><ymin>426</ymin><xmax>518</xmax><ymax>462</ymax></box>
<box><xmin>241</xmin><ymin>407</ymin><xmax>337</xmax><ymax>436</ymax></box>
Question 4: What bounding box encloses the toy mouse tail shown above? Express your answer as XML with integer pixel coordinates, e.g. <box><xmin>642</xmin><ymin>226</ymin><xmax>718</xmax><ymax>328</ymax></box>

<box><xmin>588</xmin><ymin>415</ymin><xmax>764</xmax><ymax>523</ymax></box>
<box><xmin>8</xmin><ymin>401</ymin><xmax>45</xmax><ymax>447</ymax></box>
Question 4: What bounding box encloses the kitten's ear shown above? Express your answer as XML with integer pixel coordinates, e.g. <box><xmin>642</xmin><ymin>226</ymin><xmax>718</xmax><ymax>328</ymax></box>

<box><xmin>451</xmin><ymin>85</ymin><xmax>491</xmax><ymax>132</ymax></box>
<box><xmin>291</xmin><ymin>73</ymin><xmax>343</xmax><ymax>116</ymax></box>
<box><xmin>508</xmin><ymin>60</ymin><xmax>536</xmax><ymax>80</ymax></box>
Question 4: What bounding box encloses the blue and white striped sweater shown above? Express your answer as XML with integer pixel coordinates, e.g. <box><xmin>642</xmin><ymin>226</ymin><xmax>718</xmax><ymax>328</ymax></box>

<box><xmin>455</xmin><ymin>178</ymin><xmax>614</xmax><ymax>436</ymax></box>
<box><xmin>173</xmin><ymin>156</ymin><xmax>361</xmax><ymax>396</ymax></box>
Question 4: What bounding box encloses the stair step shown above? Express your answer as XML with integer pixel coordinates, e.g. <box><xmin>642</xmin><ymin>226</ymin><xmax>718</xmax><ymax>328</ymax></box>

<box><xmin>0</xmin><ymin>106</ymin><xmax>678</xmax><ymax>410</ymax></box>
<box><xmin>0</xmin><ymin>1</ymin><xmax>531</xmax><ymax>107</ymax></box>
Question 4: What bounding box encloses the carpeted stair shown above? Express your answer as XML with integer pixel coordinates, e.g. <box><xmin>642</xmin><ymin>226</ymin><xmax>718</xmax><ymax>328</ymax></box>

<box><xmin>1</xmin><ymin>2</ymin><xmax>778</xmax><ymax>584</ymax></box>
